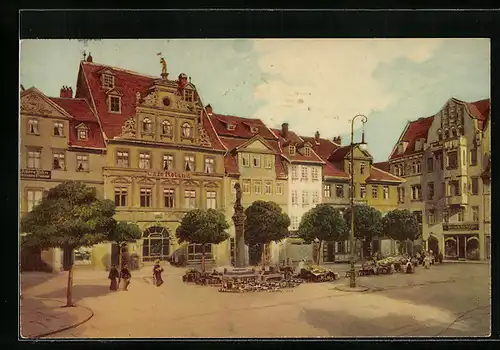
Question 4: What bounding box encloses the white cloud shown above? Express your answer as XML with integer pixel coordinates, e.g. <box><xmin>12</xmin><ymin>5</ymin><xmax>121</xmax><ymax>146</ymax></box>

<box><xmin>251</xmin><ymin>39</ymin><xmax>446</xmax><ymax>138</ymax></box>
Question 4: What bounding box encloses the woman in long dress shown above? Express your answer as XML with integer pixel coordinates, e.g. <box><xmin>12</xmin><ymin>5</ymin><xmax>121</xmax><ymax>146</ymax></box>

<box><xmin>153</xmin><ymin>260</ymin><xmax>164</xmax><ymax>287</ymax></box>
<box><xmin>108</xmin><ymin>264</ymin><xmax>119</xmax><ymax>291</ymax></box>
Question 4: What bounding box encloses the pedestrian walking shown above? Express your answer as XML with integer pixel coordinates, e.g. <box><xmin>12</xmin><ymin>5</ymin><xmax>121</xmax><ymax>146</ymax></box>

<box><xmin>153</xmin><ymin>260</ymin><xmax>164</xmax><ymax>287</ymax></box>
<box><xmin>423</xmin><ymin>252</ymin><xmax>431</xmax><ymax>269</ymax></box>
<box><xmin>120</xmin><ymin>263</ymin><xmax>132</xmax><ymax>291</ymax></box>
<box><xmin>108</xmin><ymin>264</ymin><xmax>119</xmax><ymax>291</ymax></box>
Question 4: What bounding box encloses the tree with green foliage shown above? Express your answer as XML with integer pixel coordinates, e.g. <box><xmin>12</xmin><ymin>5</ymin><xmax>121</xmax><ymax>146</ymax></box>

<box><xmin>382</xmin><ymin>209</ymin><xmax>420</xmax><ymax>255</ymax></box>
<box><xmin>20</xmin><ymin>181</ymin><xmax>116</xmax><ymax>307</ymax></box>
<box><xmin>343</xmin><ymin>205</ymin><xmax>383</xmax><ymax>259</ymax></box>
<box><xmin>108</xmin><ymin>221</ymin><xmax>142</xmax><ymax>268</ymax></box>
<box><xmin>244</xmin><ymin>200</ymin><xmax>290</xmax><ymax>267</ymax></box>
<box><xmin>176</xmin><ymin>209</ymin><xmax>230</xmax><ymax>272</ymax></box>
<box><xmin>298</xmin><ymin>204</ymin><xmax>348</xmax><ymax>265</ymax></box>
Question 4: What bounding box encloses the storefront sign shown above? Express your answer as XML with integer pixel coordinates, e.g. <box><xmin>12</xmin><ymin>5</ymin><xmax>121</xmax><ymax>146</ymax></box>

<box><xmin>146</xmin><ymin>171</ymin><xmax>191</xmax><ymax>179</ymax></box>
<box><xmin>20</xmin><ymin>169</ymin><xmax>51</xmax><ymax>179</ymax></box>
<box><xmin>443</xmin><ymin>223</ymin><xmax>479</xmax><ymax>231</ymax></box>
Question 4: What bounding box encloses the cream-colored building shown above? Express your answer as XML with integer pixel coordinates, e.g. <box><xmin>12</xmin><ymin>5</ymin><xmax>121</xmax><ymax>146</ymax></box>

<box><xmin>76</xmin><ymin>57</ymin><xmax>229</xmax><ymax>268</ymax></box>
<box><xmin>20</xmin><ymin>86</ymin><xmax>106</xmax><ymax>272</ymax></box>
<box><xmin>207</xmin><ymin>106</ymin><xmax>288</xmax><ymax>266</ymax></box>
<box><xmin>387</xmin><ymin>98</ymin><xmax>490</xmax><ymax>260</ymax></box>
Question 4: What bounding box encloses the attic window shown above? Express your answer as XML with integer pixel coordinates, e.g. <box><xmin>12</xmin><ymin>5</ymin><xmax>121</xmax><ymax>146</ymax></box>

<box><xmin>289</xmin><ymin>145</ymin><xmax>296</xmax><ymax>156</ymax></box>
<box><xmin>304</xmin><ymin>146</ymin><xmax>311</xmax><ymax>157</ymax></box>
<box><xmin>227</xmin><ymin>123</ymin><xmax>236</xmax><ymax>131</ymax></box>
<box><xmin>103</xmin><ymin>74</ymin><xmax>115</xmax><ymax>89</ymax></box>
<box><xmin>77</xmin><ymin>125</ymin><xmax>89</xmax><ymax>140</ymax></box>
<box><xmin>109</xmin><ymin>96</ymin><xmax>121</xmax><ymax>113</ymax></box>
<box><xmin>415</xmin><ymin>140</ymin><xmax>421</xmax><ymax>151</ymax></box>
<box><xmin>250</xmin><ymin>126</ymin><xmax>259</xmax><ymax>133</ymax></box>
<box><xmin>397</xmin><ymin>143</ymin><xmax>404</xmax><ymax>154</ymax></box>
<box><xmin>184</xmin><ymin>89</ymin><xmax>194</xmax><ymax>103</ymax></box>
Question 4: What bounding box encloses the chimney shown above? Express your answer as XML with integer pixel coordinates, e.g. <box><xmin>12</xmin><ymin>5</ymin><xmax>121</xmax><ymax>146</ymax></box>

<box><xmin>87</xmin><ymin>52</ymin><xmax>93</xmax><ymax>62</ymax></box>
<box><xmin>281</xmin><ymin>123</ymin><xmax>289</xmax><ymax>139</ymax></box>
<box><xmin>60</xmin><ymin>86</ymin><xmax>73</xmax><ymax>98</ymax></box>
<box><xmin>315</xmin><ymin>131</ymin><xmax>320</xmax><ymax>143</ymax></box>
<box><xmin>333</xmin><ymin>136</ymin><xmax>342</xmax><ymax>145</ymax></box>
<box><xmin>205</xmin><ymin>104</ymin><xmax>213</xmax><ymax>115</ymax></box>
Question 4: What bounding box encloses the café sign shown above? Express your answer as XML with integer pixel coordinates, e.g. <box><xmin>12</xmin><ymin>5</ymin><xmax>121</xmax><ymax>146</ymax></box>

<box><xmin>146</xmin><ymin>171</ymin><xmax>191</xmax><ymax>179</ymax></box>
<box><xmin>20</xmin><ymin>169</ymin><xmax>51</xmax><ymax>179</ymax></box>
<box><xmin>443</xmin><ymin>223</ymin><xmax>479</xmax><ymax>231</ymax></box>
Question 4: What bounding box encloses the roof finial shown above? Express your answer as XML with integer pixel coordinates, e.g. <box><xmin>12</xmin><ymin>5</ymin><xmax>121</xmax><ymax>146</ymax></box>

<box><xmin>157</xmin><ymin>52</ymin><xmax>168</xmax><ymax>79</ymax></box>
<box><xmin>83</xmin><ymin>51</ymin><xmax>87</xmax><ymax>61</ymax></box>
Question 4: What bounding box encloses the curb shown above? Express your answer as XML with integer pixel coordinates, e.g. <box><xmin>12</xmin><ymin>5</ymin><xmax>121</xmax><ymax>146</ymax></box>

<box><xmin>22</xmin><ymin>298</ymin><xmax>94</xmax><ymax>339</ymax></box>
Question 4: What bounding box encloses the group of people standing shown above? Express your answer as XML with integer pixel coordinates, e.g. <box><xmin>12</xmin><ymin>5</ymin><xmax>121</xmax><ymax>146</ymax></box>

<box><xmin>107</xmin><ymin>260</ymin><xmax>165</xmax><ymax>291</ymax></box>
<box><xmin>108</xmin><ymin>263</ymin><xmax>132</xmax><ymax>291</ymax></box>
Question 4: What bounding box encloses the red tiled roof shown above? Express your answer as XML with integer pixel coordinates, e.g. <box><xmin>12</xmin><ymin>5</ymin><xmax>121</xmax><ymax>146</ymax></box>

<box><xmin>275</xmin><ymin>154</ymin><xmax>288</xmax><ymax>179</ymax></box>
<box><xmin>323</xmin><ymin>162</ymin><xmax>349</xmax><ymax>179</ymax></box>
<box><xmin>366</xmin><ymin>166</ymin><xmax>404</xmax><ymax>183</ymax></box>
<box><xmin>78</xmin><ymin>61</ymin><xmax>225</xmax><ymax>151</ymax></box>
<box><xmin>210</xmin><ymin>113</ymin><xmax>277</xmax><ymax>140</ymax></box>
<box><xmin>467</xmin><ymin>98</ymin><xmax>490</xmax><ymax>130</ymax></box>
<box><xmin>271</xmin><ymin>129</ymin><xmax>324</xmax><ymax>164</ymax></box>
<box><xmin>328</xmin><ymin>145</ymin><xmax>353</xmax><ymax>162</ymax></box>
<box><xmin>301</xmin><ymin>136</ymin><xmax>340</xmax><ymax>160</ymax></box>
<box><xmin>50</xmin><ymin>97</ymin><xmax>106</xmax><ymax>149</ymax></box>
<box><xmin>373</xmin><ymin>161</ymin><xmax>390</xmax><ymax>173</ymax></box>
<box><xmin>389</xmin><ymin>116</ymin><xmax>434</xmax><ymax>160</ymax></box>
<box><xmin>224</xmin><ymin>154</ymin><xmax>239</xmax><ymax>176</ymax></box>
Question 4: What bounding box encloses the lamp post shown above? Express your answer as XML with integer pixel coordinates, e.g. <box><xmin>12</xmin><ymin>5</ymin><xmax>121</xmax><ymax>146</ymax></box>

<box><xmin>349</xmin><ymin>114</ymin><xmax>368</xmax><ymax>288</ymax></box>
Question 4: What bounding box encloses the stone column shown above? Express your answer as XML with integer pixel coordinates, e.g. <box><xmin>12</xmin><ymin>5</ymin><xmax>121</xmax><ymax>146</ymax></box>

<box><xmin>232</xmin><ymin>182</ymin><xmax>246</xmax><ymax>267</ymax></box>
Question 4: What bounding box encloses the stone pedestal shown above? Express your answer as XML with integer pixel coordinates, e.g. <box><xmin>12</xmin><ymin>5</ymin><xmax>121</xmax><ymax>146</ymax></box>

<box><xmin>232</xmin><ymin>209</ymin><xmax>246</xmax><ymax>268</ymax></box>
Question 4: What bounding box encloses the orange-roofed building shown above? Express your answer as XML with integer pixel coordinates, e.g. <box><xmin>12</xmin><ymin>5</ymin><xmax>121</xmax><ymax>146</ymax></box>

<box><xmin>385</xmin><ymin>97</ymin><xmax>491</xmax><ymax>261</ymax></box>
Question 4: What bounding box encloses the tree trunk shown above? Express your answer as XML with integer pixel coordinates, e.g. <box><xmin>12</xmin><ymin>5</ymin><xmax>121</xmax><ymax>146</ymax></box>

<box><xmin>317</xmin><ymin>240</ymin><xmax>323</xmax><ymax>265</ymax></box>
<box><xmin>65</xmin><ymin>247</ymin><xmax>74</xmax><ymax>307</ymax></box>
<box><xmin>201</xmin><ymin>244</ymin><xmax>206</xmax><ymax>273</ymax></box>
<box><xmin>118</xmin><ymin>242</ymin><xmax>123</xmax><ymax>268</ymax></box>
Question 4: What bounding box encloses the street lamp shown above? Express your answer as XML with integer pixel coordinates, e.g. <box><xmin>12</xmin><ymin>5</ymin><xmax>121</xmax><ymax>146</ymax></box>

<box><xmin>349</xmin><ymin>114</ymin><xmax>368</xmax><ymax>289</ymax></box>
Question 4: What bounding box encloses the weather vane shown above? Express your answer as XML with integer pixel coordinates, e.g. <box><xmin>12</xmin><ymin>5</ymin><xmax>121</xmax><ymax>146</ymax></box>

<box><xmin>157</xmin><ymin>52</ymin><xmax>167</xmax><ymax>75</ymax></box>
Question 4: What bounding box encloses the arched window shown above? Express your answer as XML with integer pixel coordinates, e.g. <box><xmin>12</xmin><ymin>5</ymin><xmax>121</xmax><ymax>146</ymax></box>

<box><xmin>143</xmin><ymin>118</ymin><xmax>152</xmax><ymax>133</ymax></box>
<box><xmin>142</xmin><ymin>226</ymin><xmax>170</xmax><ymax>262</ymax></box>
<box><xmin>181</xmin><ymin>122</ymin><xmax>192</xmax><ymax>138</ymax></box>
<box><xmin>161</xmin><ymin>120</ymin><xmax>172</xmax><ymax>136</ymax></box>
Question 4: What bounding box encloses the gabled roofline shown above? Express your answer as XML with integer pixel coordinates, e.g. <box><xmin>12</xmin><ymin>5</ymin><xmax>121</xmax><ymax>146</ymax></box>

<box><xmin>369</xmin><ymin>165</ymin><xmax>406</xmax><ymax>183</ymax></box>
<box><xmin>195</xmin><ymin>87</ymin><xmax>228</xmax><ymax>152</ymax></box>
<box><xmin>80</xmin><ymin>61</ymin><xmax>106</xmax><ymax>141</ymax></box>
<box><xmin>21</xmin><ymin>87</ymin><xmax>74</xmax><ymax>120</ymax></box>
<box><xmin>233</xmin><ymin>134</ymin><xmax>276</xmax><ymax>152</ymax></box>
<box><xmin>388</xmin><ymin>121</ymin><xmax>410</xmax><ymax>160</ymax></box>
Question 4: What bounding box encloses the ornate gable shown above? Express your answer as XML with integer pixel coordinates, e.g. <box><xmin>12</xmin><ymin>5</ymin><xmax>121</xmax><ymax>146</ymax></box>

<box><xmin>20</xmin><ymin>89</ymin><xmax>72</xmax><ymax>119</ymax></box>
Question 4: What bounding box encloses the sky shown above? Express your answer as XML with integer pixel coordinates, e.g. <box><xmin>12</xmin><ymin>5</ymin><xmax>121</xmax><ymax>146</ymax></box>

<box><xmin>20</xmin><ymin>39</ymin><xmax>490</xmax><ymax>162</ymax></box>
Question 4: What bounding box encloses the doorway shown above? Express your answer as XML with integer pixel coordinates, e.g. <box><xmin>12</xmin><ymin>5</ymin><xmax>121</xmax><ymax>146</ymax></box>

<box><xmin>323</xmin><ymin>242</ymin><xmax>335</xmax><ymax>263</ymax></box>
<box><xmin>458</xmin><ymin>236</ymin><xmax>466</xmax><ymax>259</ymax></box>
<box><xmin>428</xmin><ymin>235</ymin><xmax>439</xmax><ymax>254</ymax></box>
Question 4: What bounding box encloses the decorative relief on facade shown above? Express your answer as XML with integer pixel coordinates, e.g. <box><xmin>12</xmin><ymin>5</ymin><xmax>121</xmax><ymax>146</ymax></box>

<box><xmin>121</xmin><ymin>117</ymin><xmax>137</xmax><ymax>137</ymax></box>
<box><xmin>160</xmin><ymin>179</ymin><xmax>180</xmax><ymax>186</ymax></box>
<box><xmin>204</xmin><ymin>181</ymin><xmax>219</xmax><ymax>188</ymax></box>
<box><xmin>175</xmin><ymin>98</ymin><xmax>194</xmax><ymax>112</ymax></box>
<box><xmin>198</xmin><ymin>124</ymin><xmax>212</xmax><ymax>147</ymax></box>
<box><xmin>139</xmin><ymin>90</ymin><xmax>159</xmax><ymax>108</ymax></box>
<box><xmin>183</xmin><ymin>179</ymin><xmax>200</xmax><ymax>187</ymax></box>
<box><xmin>21</xmin><ymin>94</ymin><xmax>53</xmax><ymax>115</ymax></box>
<box><xmin>110</xmin><ymin>176</ymin><xmax>132</xmax><ymax>184</ymax></box>
<box><xmin>136</xmin><ymin>177</ymin><xmax>157</xmax><ymax>186</ymax></box>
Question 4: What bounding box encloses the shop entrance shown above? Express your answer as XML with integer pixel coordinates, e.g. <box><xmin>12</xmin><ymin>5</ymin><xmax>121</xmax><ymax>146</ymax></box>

<box><xmin>142</xmin><ymin>226</ymin><xmax>170</xmax><ymax>262</ymax></box>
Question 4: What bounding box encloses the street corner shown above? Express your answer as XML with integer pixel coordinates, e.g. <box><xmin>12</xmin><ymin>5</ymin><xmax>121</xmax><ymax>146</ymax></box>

<box><xmin>20</xmin><ymin>297</ymin><xmax>94</xmax><ymax>339</ymax></box>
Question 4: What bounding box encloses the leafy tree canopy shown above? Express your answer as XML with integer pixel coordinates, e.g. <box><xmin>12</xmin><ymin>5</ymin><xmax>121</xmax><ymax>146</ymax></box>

<box><xmin>244</xmin><ymin>200</ymin><xmax>290</xmax><ymax>246</ymax></box>
<box><xmin>21</xmin><ymin>181</ymin><xmax>116</xmax><ymax>249</ymax></box>
<box><xmin>343</xmin><ymin>204</ymin><xmax>383</xmax><ymax>241</ymax></box>
<box><xmin>382</xmin><ymin>209</ymin><xmax>420</xmax><ymax>242</ymax></box>
<box><xmin>108</xmin><ymin>221</ymin><xmax>142</xmax><ymax>245</ymax></box>
<box><xmin>176</xmin><ymin>209</ymin><xmax>230</xmax><ymax>246</ymax></box>
<box><xmin>298</xmin><ymin>204</ymin><xmax>347</xmax><ymax>244</ymax></box>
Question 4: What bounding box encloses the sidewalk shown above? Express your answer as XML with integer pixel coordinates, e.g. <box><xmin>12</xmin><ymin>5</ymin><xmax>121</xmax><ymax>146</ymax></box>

<box><xmin>20</xmin><ymin>297</ymin><xmax>93</xmax><ymax>339</ymax></box>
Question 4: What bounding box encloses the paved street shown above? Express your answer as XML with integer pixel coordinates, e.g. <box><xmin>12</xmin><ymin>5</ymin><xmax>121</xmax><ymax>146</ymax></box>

<box><xmin>20</xmin><ymin>263</ymin><xmax>491</xmax><ymax>338</ymax></box>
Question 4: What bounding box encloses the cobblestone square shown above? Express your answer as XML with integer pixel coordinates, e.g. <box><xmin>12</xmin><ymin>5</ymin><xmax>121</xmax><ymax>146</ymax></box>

<box><xmin>20</xmin><ymin>262</ymin><xmax>490</xmax><ymax>338</ymax></box>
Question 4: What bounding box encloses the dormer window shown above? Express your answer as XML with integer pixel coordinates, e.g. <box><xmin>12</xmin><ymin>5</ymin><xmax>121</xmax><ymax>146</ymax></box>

<box><xmin>109</xmin><ymin>96</ymin><xmax>121</xmax><ymax>113</ymax></box>
<box><xmin>304</xmin><ymin>146</ymin><xmax>311</xmax><ymax>157</ymax></box>
<box><xmin>181</xmin><ymin>122</ymin><xmax>192</xmax><ymax>138</ymax></box>
<box><xmin>289</xmin><ymin>145</ymin><xmax>296</xmax><ymax>156</ymax></box>
<box><xmin>184</xmin><ymin>89</ymin><xmax>194</xmax><ymax>103</ymax></box>
<box><xmin>398</xmin><ymin>143</ymin><xmax>404</xmax><ymax>154</ymax></box>
<box><xmin>143</xmin><ymin>118</ymin><xmax>153</xmax><ymax>134</ymax></box>
<box><xmin>77</xmin><ymin>124</ymin><xmax>89</xmax><ymax>140</ymax></box>
<box><xmin>227</xmin><ymin>123</ymin><xmax>236</xmax><ymax>131</ymax></box>
<box><xmin>250</xmin><ymin>126</ymin><xmax>259</xmax><ymax>133</ymax></box>
<box><xmin>103</xmin><ymin>74</ymin><xmax>115</xmax><ymax>89</ymax></box>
